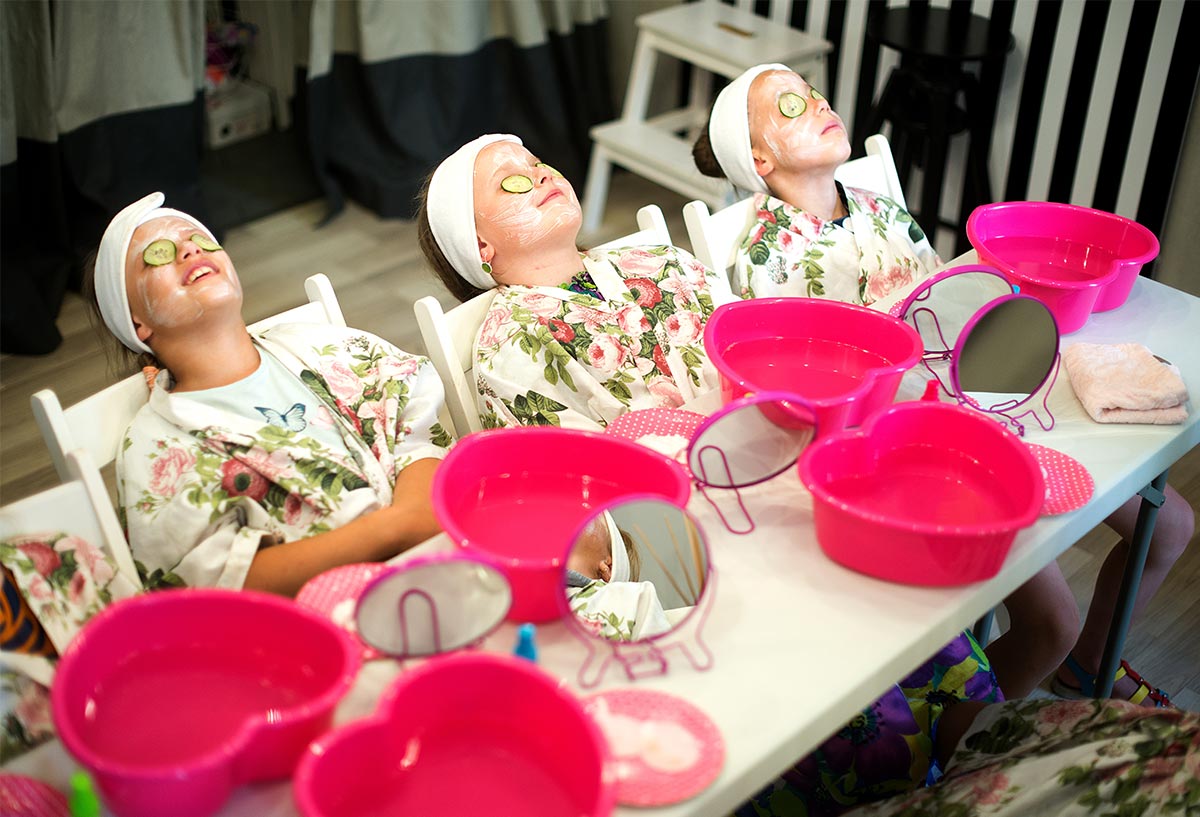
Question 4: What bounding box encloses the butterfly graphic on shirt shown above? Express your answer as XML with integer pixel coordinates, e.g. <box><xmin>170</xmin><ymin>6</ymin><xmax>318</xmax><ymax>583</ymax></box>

<box><xmin>256</xmin><ymin>403</ymin><xmax>307</xmax><ymax>432</ymax></box>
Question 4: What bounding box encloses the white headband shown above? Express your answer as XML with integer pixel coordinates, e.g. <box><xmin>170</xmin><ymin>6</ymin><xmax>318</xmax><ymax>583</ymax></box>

<box><xmin>605</xmin><ymin>511</ymin><xmax>631</xmax><ymax>583</ymax></box>
<box><xmin>95</xmin><ymin>192</ymin><xmax>217</xmax><ymax>354</ymax></box>
<box><xmin>709</xmin><ymin>63</ymin><xmax>790</xmax><ymax>195</ymax></box>
<box><xmin>427</xmin><ymin>133</ymin><xmax>522</xmax><ymax>291</ymax></box>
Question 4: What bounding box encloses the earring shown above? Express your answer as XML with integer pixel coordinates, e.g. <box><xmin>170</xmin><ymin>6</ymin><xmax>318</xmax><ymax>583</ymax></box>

<box><xmin>481</xmin><ymin>261</ymin><xmax>493</xmax><ymax>275</ymax></box>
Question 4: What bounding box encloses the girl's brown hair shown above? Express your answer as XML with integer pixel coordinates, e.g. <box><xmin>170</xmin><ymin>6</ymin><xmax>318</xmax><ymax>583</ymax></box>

<box><xmin>691</xmin><ymin>128</ymin><xmax>728</xmax><ymax>180</ymax></box>
<box><xmin>82</xmin><ymin>250</ymin><xmax>159</xmax><ymax>377</ymax></box>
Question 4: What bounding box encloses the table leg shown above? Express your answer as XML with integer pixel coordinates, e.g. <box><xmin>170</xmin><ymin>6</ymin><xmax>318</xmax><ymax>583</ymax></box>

<box><xmin>972</xmin><ymin>608</ymin><xmax>996</xmax><ymax>646</ymax></box>
<box><xmin>1094</xmin><ymin>470</ymin><xmax>1169</xmax><ymax>698</ymax></box>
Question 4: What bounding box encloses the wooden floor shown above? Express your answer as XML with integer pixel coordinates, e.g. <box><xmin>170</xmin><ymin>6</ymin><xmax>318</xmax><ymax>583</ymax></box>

<box><xmin>1</xmin><ymin>172</ymin><xmax>1196</xmax><ymax>707</ymax></box>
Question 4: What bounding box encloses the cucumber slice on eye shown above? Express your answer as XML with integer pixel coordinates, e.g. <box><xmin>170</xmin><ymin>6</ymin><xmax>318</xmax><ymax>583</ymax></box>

<box><xmin>779</xmin><ymin>92</ymin><xmax>807</xmax><ymax>118</ymax></box>
<box><xmin>810</xmin><ymin>88</ymin><xmax>826</xmax><ymax>101</ymax></box>
<box><xmin>501</xmin><ymin>174</ymin><xmax>534</xmax><ymax>194</ymax></box>
<box><xmin>535</xmin><ymin>162</ymin><xmax>563</xmax><ymax>177</ymax></box>
<box><xmin>143</xmin><ymin>239</ymin><xmax>176</xmax><ymax>266</ymax></box>
<box><xmin>191</xmin><ymin>233</ymin><xmax>221</xmax><ymax>251</ymax></box>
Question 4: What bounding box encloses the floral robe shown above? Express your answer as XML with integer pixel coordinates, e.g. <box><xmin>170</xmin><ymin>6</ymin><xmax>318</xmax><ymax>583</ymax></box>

<box><xmin>117</xmin><ymin>323</ymin><xmax>452</xmax><ymax>590</ymax></box>
<box><xmin>567</xmin><ymin>578</ymin><xmax>672</xmax><ymax>642</ymax></box>
<box><xmin>474</xmin><ymin>245</ymin><xmax>736</xmax><ymax>431</ymax></box>
<box><xmin>737</xmin><ymin>188</ymin><xmax>940</xmax><ymax>306</ymax></box>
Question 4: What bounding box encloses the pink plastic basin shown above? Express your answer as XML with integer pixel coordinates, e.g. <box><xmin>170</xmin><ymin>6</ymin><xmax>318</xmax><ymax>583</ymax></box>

<box><xmin>798</xmin><ymin>402</ymin><xmax>1043</xmax><ymax>585</ymax></box>
<box><xmin>967</xmin><ymin>202</ymin><xmax>1159</xmax><ymax>332</ymax></box>
<box><xmin>704</xmin><ymin>298</ymin><xmax>922</xmax><ymax>433</ymax></box>
<box><xmin>294</xmin><ymin>652</ymin><xmax>615</xmax><ymax>817</ymax></box>
<box><xmin>432</xmin><ymin>427</ymin><xmax>691</xmax><ymax>622</ymax></box>
<box><xmin>51</xmin><ymin>590</ymin><xmax>359</xmax><ymax>817</ymax></box>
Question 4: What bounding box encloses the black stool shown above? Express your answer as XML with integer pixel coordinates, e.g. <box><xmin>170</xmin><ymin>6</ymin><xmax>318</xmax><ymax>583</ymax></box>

<box><xmin>858</xmin><ymin>6</ymin><xmax>1013</xmax><ymax>254</ymax></box>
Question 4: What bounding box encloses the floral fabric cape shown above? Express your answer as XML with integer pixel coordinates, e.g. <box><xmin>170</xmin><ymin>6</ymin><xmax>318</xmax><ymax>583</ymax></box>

<box><xmin>566</xmin><ymin>578</ymin><xmax>673</xmax><ymax>642</ymax></box>
<box><xmin>117</xmin><ymin>323</ymin><xmax>452</xmax><ymax>590</ymax></box>
<box><xmin>474</xmin><ymin>245</ymin><xmax>736</xmax><ymax>431</ymax></box>
<box><xmin>736</xmin><ymin>188</ymin><xmax>940</xmax><ymax>306</ymax></box>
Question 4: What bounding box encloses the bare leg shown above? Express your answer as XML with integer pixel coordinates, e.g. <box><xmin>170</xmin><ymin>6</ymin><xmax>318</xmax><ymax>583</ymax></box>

<box><xmin>1056</xmin><ymin>486</ymin><xmax>1194</xmax><ymax>700</ymax></box>
<box><xmin>934</xmin><ymin>700</ymin><xmax>989</xmax><ymax>768</ymax></box>
<box><xmin>985</xmin><ymin>562</ymin><xmax>1079</xmax><ymax>697</ymax></box>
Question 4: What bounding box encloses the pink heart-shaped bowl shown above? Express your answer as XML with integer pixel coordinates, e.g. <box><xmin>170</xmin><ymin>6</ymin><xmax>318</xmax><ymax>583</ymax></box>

<box><xmin>294</xmin><ymin>652</ymin><xmax>616</xmax><ymax>817</ymax></box>
<box><xmin>432</xmin><ymin>427</ymin><xmax>691</xmax><ymax>623</ymax></box>
<box><xmin>967</xmin><ymin>202</ymin><xmax>1159</xmax><ymax>332</ymax></box>
<box><xmin>704</xmin><ymin>298</ymin><xmax>922</xmax><ymax>434</ymax></box>
<box><xmin>51</xmin><ymin>589</ymin><xmax>360</xmax><ymax>817</ymax></box>
<box><xmin>798</xmin><ymin>402</ymin><xmax>1044</xmax><ymax>585</ymax></box>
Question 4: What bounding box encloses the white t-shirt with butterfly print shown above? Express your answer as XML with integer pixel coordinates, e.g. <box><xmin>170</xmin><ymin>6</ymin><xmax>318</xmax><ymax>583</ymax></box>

<box><xmin>184</xmin><ymin>350</ymin><xmax>352</xmax><ymax>457</ymax></box>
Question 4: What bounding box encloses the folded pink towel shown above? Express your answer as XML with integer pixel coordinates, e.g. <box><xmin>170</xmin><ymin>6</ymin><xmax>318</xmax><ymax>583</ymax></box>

<box><xmin>1063</xmin><ymin>343</ymin><xmax>1190</xmax><ymax>424</ymax></box>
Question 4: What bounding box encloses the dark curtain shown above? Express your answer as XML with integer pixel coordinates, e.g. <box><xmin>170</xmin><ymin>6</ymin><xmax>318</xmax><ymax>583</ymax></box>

<box><xmin>302</xmin><ymin>12</ymin><xmax>614</xmax><ymax>220</ymax></box>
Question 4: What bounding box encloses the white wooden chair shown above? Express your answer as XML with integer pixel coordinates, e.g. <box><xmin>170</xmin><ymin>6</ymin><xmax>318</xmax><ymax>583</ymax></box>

<box><xmin>0</xmin><ymin>449</ymin><xmax>143</xmax><ymax>651</ymax></box>
<box><xmin>31</xmin><ymin>273</ymin><xmax>345</xmax><ymax>484</ymax></box>
<box><xmin>415</xmin><ymin>204</ymin><xmax>673</xmax><ymax>439</ymax></box>
<box><xmin>683</xmin><ymin>133</ymin><xmax>906</xmax><ymax>280</ymax></box>
<box><xmin>582</xmin><ymin>0</ymin><xmax>832</xmax><ymax>233</ymax></box>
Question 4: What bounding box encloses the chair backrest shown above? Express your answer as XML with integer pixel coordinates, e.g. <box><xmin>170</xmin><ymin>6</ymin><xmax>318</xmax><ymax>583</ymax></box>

<box><xmin>0</xmin><ymin>449</ymin><xmax>142</xmax><ymax>653</ymax></box>
<box><xmin>32</xmin><ymin>273</ymin><xmax>345</xmax><ymax>482</ymax></box>
<box><xmin>683</xmin><ymin>133</ymin><xmax>906</xmax><ymax>279</ymax></box>
<box><xmin>415</xmin><ymin>205</ymin><xmax>672</xmax><ymax>439</ymax></box>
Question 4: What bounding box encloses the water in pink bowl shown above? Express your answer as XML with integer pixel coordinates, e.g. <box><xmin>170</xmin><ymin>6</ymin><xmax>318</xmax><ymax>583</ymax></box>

<box><xmin>826</xmin><ymin>444</ymin><xmax>1017</xmax><ymax>526</ymax></box>
<box><xmin>459</xmin><ymin>474</ymin><xmax>622</xmax><ymax>560</ymax></box>
<box><xmin>984</xmin><ymin>236</ymin><xmax>1117</xmax><ymax>283</ymax></box>
<box><xmin>78</xmin><ymin>646</ymin><xmax>317</xmax><ymax>765</ymax></box>
<box><xmin>721</xmin><ymin>336</ymin><xmax>891</xmax><ymax>399</ymax></box>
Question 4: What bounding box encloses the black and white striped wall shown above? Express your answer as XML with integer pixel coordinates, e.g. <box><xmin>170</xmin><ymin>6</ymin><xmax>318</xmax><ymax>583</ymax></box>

<box><xmin>742</xmin><ymin>0</ymin><xmax>1199</xmax><ymax>264</ymax></box>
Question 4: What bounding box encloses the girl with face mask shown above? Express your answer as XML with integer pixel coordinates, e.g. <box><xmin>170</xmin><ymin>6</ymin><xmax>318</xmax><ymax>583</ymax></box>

<box><xmin>694</xmin><ymin>64</ymin><xmax>939</xmax><ymax>305</ymax></box>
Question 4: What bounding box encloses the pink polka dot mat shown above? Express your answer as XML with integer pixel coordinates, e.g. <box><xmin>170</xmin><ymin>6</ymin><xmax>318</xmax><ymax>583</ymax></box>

<box><xmin>583</xmin><ymin>688</ymin><xmax>724</xmax><ymax>807</ymax></box>
<box><xmin>295</xmin><ymin>563</ymin><xmax>389</xmax><ymax>659</ymax></box>
<box><xmin>0</xmin><ymin>775</ymin><xmax>68</xmax><ymax>817</ymax></box>
<box><xmin>606</xmin><ymin>408</ymin><xmax>706</xmax><ymax>475</ymax></box>
<box><xmin>1027</xmin><ymin>444</ymin><xmax>1095</xmax><ymax>515</ymax></box>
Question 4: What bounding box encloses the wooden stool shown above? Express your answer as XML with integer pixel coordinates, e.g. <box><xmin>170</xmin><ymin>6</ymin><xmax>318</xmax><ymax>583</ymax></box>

<box><xmin>581</xmin><ymin>0</ymin><xmax>831</xmax><ymax>235</ymax></box>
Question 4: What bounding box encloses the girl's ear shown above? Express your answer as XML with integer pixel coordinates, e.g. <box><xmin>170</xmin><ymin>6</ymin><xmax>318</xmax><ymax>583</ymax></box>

<box><xmin>132</xmin><ymin>315</ymin><xmax>153</xmax><ymax>343</ymax></box>
<box><xmin>478</xmin><ymin>238</ymin><xmax>495</xmax><ymax>265</ymax></box>
<box><xmin>752</xmin><ymin>147</ymin><xmax>774</xmax><ymax>179</ymax></box>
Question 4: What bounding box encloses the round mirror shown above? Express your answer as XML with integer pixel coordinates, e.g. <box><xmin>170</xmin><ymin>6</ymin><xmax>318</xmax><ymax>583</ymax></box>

<box><xmin>563</xmin><ymin>500</ymin><xmax>709</xmax><ymax>643</ymax></box>
<box><xmin>897</xmin><ymin>266</ymin><xmax>1016</xmax><ymax>357</ymax></box>
<box><xmin>952</xmin><ymin>295</ymin><xmax>1060</xmax><ymax>397</ymax></box>
<box><xmin>355</xmin><ymin>555</ymin><xmax>511</xmax><ymax>658</ymax></box>
<box><xmin>687</xmin><ymin>393</ymin><xmax>818</xmax><ymax>489</ymax></box>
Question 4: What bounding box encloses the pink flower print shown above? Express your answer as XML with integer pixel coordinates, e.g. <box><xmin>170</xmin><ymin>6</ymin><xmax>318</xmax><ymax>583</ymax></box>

<box><xmin>586</xmin><ymin>334</ymin><xmax>629</xmax><ymax>375</ymax></box>
<box><xmin>614</xmin><ymin>305</ymin><xmax>650</xmax><ymax>337</ymax></box>
<box><xmin>748</xmin><ymin>224</ymin><xmax>766</xmax><ymax>245</ymax></box>
<box><xmin>16</xmin><ymin>541</ymin><xmax>60</xmax><ymax>578</ymax></box>
<box><xmin>682</xmin><ymin>257</ymin><xmax>709</xmax><ymax>285</ymax></box>
<box><xmin>652</xmin><ymin>344</ymin><xmax>671</xmax><ymax>376</ymax></box>
<box><xmin>663</xmin><ymin>310</ymin><xmax>703</xmax><ymax>345</ymax></box>
<box><xmin>860</xmin><ymin>193</ymin><xmax>882</xmax><ymax>214</ymax></box>
<box><xmin>149</xmin><ymin>447</ymin><xmax>195</xmax><ymax>496</ymax></box>
<box><xmin>68</xmin><ymin>570</ymin><xmax>89</xmax><ymax>605</ymax></box>
<box><xmin>659</xmin><ymin>268</ymin><xmax>699</xmax><ymax>302</ymax></box>
<box><xmin>309</xmin><ymin>405</ymin><xmax>336</xmax><ymax>430</ymax></box>
<box><xmin>520</xmin><ymin>292</ymin><xmax>562</xmax><ymax>319</ymax></box>
<box><xmin>321</xmin><ymin>361</ymin><xmax>363</xmax><ymax>404</ymax></box>
<box><xmin>14</xmin><ymin>682</ymin><xmax>53</xmax><ymax>738</ymax></box>
<box><xmin>55</xmin><ymin>536</ymin><xmax>113</xmax><ymax>586</ymax></box>
<box><xmin>805</xmin><ymin>214</ymin><xmax>824</xmax><ymax>235</ymax></box>
<box><xmin>623</xmin><ymin>277</ymin><xmax>662</xmax><ymax>308</ymax></box>
<box><xmin>618</xmin><ymin>248</ymin><xmax>668</xmax><ymax>277</ymax></box>
<box><xmin>563</xmin><ymin>302</ymin><xmax>610</xmax><ymax>333</ymax></box>
<box><xmin>864</xmin><ymin>264</ymin><xmax>915</xmax><ymax>305</ymax></box>
<box><xmin>968</xmin><ymin>770</ymin><xmax>1010</xmax><ymax>806</ymax></box>
<box><xmin>548</xmin><ymin>319</ymin><xmax>575</xmax><ymax>342</ymax></box>
<box><xmin>284</xmin><ymin>494</ymin><xmax>316</xmax><ymax>527</ymax></box>
<box><xmin>778</xmin><ymin>230</ymin><xmax>796</xmax><ymax>254</ymax></box>
<box><xmin>646</xmin><ymin>376</ymin><xmax>684</xmax><ymax>408</ymax></box>
<box><xmin>757</xmin><ymin>208</ymin><xmax>776</xmax><ymax>224</ymax></box>
<box><xmin>241</xmin><ymin>447</ymin><xmax>298</xmax><ymax>482</ymax></box>
<box><xmin>221</xmin><ymin>460</ymin><xmax>269</xmax><ymax>501</ymax></box>
<box><xmin>1033</xmin><ymin>699</ymin><xmax>1091</xmax><ymax>735</ymax></box>
<box><xmin>478</xmin><ymin>304</ymin><xmax>514</xmax><ymax>347</ymax></box>
<box><xmin>379</xmin><ymin>355</ymin><xmax>420</xmax><ymax>381</ymax></box>
<box><xmin>25</xmin><ymin>574</ymin><xmax>53</xmax><ymax>602</ymax></box>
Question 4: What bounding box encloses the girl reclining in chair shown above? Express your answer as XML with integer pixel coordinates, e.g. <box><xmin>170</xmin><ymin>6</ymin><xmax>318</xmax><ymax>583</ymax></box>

<box><xmin>693</xmin><ymin>63</ymin><xmax>939</xmax><ymax>304</ymax></box>
<box><xmin>87</xmin><ymin>193</ymin><xmax>452</xmax><ymax>596</ymax></box>
<box><xmin>417</xmin><ymin>134</ymin><xmax>737</xmax><ymax>432</ymax></box>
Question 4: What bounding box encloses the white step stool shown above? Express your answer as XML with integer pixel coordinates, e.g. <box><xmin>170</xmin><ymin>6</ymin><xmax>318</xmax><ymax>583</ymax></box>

<box><xmin>582</xmin><ymin>0</ymin><xmax>831</xmax><ymax>234</ymax></box>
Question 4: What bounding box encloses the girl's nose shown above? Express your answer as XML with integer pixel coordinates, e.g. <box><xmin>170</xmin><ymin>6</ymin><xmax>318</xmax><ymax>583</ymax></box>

<box><xmin>813</xmin><ymin>94</ymin><xmax>831</xmax><ymax>115</ymax></box>
<box><xmin>534</xmin><ymin>164</ymin><xmax>553</xmax><ymax>185</ymax></box>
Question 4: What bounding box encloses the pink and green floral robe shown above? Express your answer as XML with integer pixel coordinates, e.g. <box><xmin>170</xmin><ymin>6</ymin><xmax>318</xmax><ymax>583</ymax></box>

<box><xmin>737</xmin><ymin>188</ymin><xmax>940</xmax><ymax>306</ymax></box>
<box><xmin>474</xmin><ymin>245</ymin><xmax>736</xmax><ymax>431</ymax></box>
<box><xmin>116</xmin><ymin>323</ymin><xmax>452</xmax><ymax>590</ymax></box>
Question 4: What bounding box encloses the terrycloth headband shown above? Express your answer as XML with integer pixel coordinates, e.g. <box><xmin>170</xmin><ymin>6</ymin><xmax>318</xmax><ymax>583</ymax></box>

<box><xmin>95</xmin><ymin>192</ymin><xmax>217</xmax><ymax>354</ymax></box>
<box><xmin>427</xmin><ymin>133</ymin><xmax>522</xmax><ymax>291</ymax></box>
<box><xmin>605</xmin><ymin>511</ymin><xmax>631</xmax><ymax>583</ymax></box>
<box><xmin>709</xmin><ymin>63</ymin><xmax>791</xmax><ymax>194</ymax></box>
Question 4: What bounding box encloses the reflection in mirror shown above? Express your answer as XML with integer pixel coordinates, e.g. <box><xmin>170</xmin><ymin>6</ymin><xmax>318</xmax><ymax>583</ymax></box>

<box><xmin>900</xmin><ymin>267</ymin><xmax>1016</xmax><ymax>358</ymax></box>
<box><xmin>956</xmin><ymin>296</ymin><xmax>1059</xmax><ymax>395</ymax></box>
<box><xmin>565</xmin><ymin>501</ymin><xmax>709</xmax><ymax>643</ymax></box>
<box><xmin>688</xmin><ymin>394</ymin><xmax>818</xmax><ymax>489</ymax></box>
<box><xmin>355</xmin><ymin>556</ymin><xmax>511</xmax><ymax>658</ymax></box>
